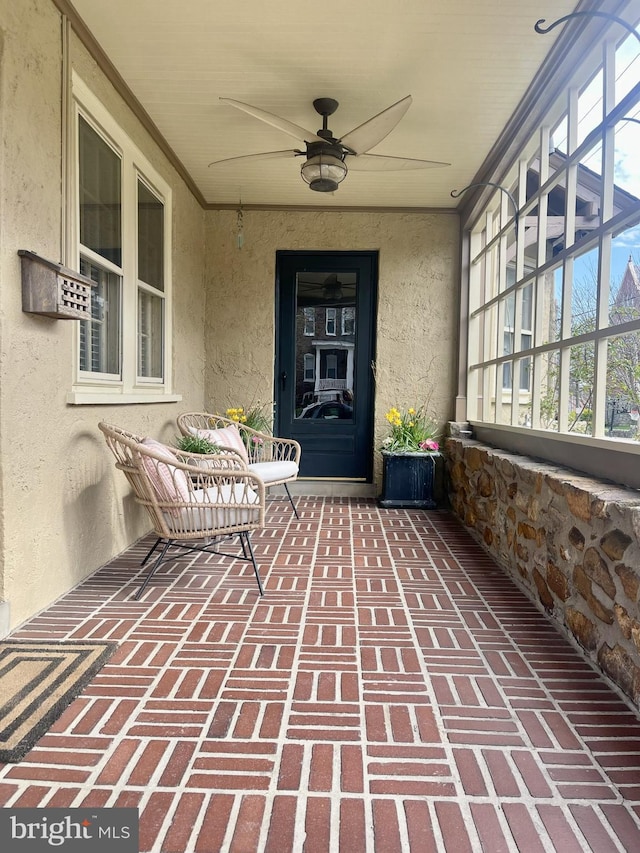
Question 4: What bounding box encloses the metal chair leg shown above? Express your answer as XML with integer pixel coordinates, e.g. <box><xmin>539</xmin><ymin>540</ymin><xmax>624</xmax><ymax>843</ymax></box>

<box><xmin>242</xmin><ymin>532</ymin><xmax>264</xmax><ymax>595</ymax></box>
<box><xmin>141</xmin><ymin>537</ymin><xmax>162</xmax><ymax>566</ymax></box>
<box><xmin>135</xmin><ymin>539</ymin><xmax>173</xmax><ymax>600</ymax></box>
<box><xmin>283</xmin><ymin>483</ymin><xmax>299</xmax><ymax>519</ymax></box>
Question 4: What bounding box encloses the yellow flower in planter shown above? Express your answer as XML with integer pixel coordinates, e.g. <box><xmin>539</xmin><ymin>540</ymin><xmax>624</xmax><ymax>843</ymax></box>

<box><xmin>382</xmin><ymin>404</ymin><xmax>440</xmax><ymax>452</ymax></box>
<box><xmin>224</xmin><ymin>401</ymin><xmax>274</xmax><ymax>434</ymax></box>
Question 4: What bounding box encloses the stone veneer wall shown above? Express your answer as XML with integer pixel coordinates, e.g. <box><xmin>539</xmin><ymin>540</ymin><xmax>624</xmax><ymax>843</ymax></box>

<box><xmin>446</xmin><ymin>436</ymin><xmax>640</xmax><ymax>709</ymax></box>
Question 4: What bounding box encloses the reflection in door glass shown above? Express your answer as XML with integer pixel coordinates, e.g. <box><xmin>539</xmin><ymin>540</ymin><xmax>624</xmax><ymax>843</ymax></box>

<box><xmin>295</xmin><ymin>272</ymin><xmax>357</xmax><ymax>420</ymax></box>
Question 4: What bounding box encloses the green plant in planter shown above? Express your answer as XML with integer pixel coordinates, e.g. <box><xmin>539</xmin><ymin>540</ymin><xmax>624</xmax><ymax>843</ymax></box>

<box><xmin>175</xmin><ymin>434</ymin><xmax>221</xmax><ymax>455</ymax></box>
<box><xmin>381</xmin><ymin>405</ymin><xmax>440</xmax><ymax>453</ymax></box>
<box><xmin>224</xmin><ymin>402</ymin><xmax>273</xmax><ymax>434</ymax></box>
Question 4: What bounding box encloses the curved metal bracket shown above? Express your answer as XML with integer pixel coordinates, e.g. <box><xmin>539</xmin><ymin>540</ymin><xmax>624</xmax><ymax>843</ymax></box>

<box><xmin>450</xmin><ymin>182</ymin><xmax>519</xmax><ymax>234</ymax></box>
<box><xmin>534</xmin><ymin>12</ymin><xmax>640</xmax><ymax>44</ymax></box>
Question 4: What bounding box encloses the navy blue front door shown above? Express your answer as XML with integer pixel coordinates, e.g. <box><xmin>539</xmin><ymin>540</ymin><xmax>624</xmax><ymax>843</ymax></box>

<box><xmin>275</xmin><ymin>251</ymin><xmax>377</xmax><ymax>480</ymax></box>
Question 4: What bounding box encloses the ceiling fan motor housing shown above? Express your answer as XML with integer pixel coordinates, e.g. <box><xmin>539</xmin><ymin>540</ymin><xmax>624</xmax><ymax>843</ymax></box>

<box><xmin>301</xmin><ymin>140</ymin><xmax>348</xmax><ymax>192</ymax></box>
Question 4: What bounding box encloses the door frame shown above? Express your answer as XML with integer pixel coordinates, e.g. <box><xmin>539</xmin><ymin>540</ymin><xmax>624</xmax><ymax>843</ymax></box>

<box><xmin>275</xmin><ymin>250</ymin><xmax>378</xmax><ymax>481</ymax></box>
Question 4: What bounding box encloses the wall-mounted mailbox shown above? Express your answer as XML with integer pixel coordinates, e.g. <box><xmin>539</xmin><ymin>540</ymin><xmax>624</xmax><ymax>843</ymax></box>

<box><xmin>19</xmin><ymin>250</ymin><xmax>93</xmax><ymax>320</ymax></box>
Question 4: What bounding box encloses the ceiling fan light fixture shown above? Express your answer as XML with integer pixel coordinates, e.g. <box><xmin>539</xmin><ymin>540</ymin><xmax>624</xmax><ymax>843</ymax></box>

<box><xmin>301</xmin><ymin>152</ymin><xmax>347</xmax><ymax>192</ymax></box>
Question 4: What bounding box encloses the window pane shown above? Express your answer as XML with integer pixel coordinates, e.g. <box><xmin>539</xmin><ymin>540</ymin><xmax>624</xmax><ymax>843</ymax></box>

<box><xmin>138</xmin><ymin>180</ymin><xmax>164</xmax><ymax>291</ymax></box>
<box><xmin>79</xmin><ymin>117</ymin><xmax>121</xmax><ymax>266</ymax></box>
<box><xmin>613</xmin><ymin>115</ymin><xmax>640</xmax><ymax>202</ymax></box>
<box><xmin>576</xmin><ymin>144</ymin><xmax>601</xmax><ymax>245</ymax></box>
<box><xmin>303</xmin><ymin>307</ymin><xmax>315</xmax><ymax>335</ymax></box>
<box><xmin>303</xmin><ymin>353</ymin><xmax>315</xmax><ymax>381</ymax></box>
<box><xmin>568</xmin><ymin>341</ymin><xmax>594</xmax><ymax>435</ymax></box>
<box><xmin>522</xmin><ymin>283</ymin><xmax>533</xmax><ymax>331</ymax></box>
<box><xmin>610</xmin><ymin>224</ymin><xmax>640</xmax><ymax>321</ymax></box>
<box><xmin>79</xmin><ymin>256</ymin><xmax>121</xmax><ymax>375</ymax></box>
<box><xmin>342</xmin><ymin>307</ymin><xmax>355</xmax><ymax>335</ymax></box>
<box><xmin>545</xmin><ymin>173</ymin><xmax>568</xmax><ymax>259</ymax></box>
<box><xmin>294</xmin><ymin>272</ymin><xmax>356</xmax><ymax>419</ymax></box>
<box><xmin>572</xmin><ymin>246</ymin><xmax>599</xmax><ymax>336</ymax></box>
<box><xmin>540</xmin><ymin>349</ymin><xmax>560</xmax><ymax>430</ymax></box>
<box><xmin>542</xmin><ymin>267</ymin><xmax>563</xmax><ymax>345</ymax></box>
<box><xmin>551</xmin><ymin>115</ymin><xmax>567</xmax><ymax>157</ymax></box>
<box><xmin>138</xmin><ymin>289</ymin><xmax>163</xmax><ymax>379</ymax></box>
<box><xmin>605</xmin><ymin>333</ymin><xmax>640</xmax><ymax>438</ymax></box>
<box><xmin>615</xmin><ymin>33</ymin><xmax>640</xmax><ymax>107</ymax></box>
<box><xmin>519</xmin><ymin>353</ymin><xmax>532</xmax><ymax>392</ymax></box>
<box><xmin>577</xmin><ymin>69</ymin><xmax>603</xmax><ymax>148</ymax></box>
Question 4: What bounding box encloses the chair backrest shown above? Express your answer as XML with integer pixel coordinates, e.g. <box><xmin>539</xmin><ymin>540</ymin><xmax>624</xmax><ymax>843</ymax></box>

<box><xmin>177</xmin><ymin>412</ymin><xmax>300</xmax><ymax>466</ymax></box>
<box><xmin>98</xmin><ymin>421</ymin><xmax>265</xmax><ymax>540</ymax></box>
<box><xmin>177</xmin><ymin>412</ymin><xmax>254</xmax><ymax>462</ymax></box>
<box><xmin>99</xmin><ymin>421</ymin><xmax>173</xmax><ymax>537</ymax></box>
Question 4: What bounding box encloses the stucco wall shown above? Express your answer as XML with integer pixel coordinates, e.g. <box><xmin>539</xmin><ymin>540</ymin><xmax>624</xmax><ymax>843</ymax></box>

<box><xmin>205</xmin><ymin>209</ymin><xmax>460</xmax><ymax>491</ymax></box>
<box><xmin>0</xmin><ymin>0</ymin><xmax>206</xmax><ymax>630</ymax></box>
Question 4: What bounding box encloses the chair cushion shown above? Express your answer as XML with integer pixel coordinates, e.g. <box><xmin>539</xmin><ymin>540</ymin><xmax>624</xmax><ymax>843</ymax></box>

<box><xmin>248</xmin><ymin>460</ymin><xmax>298</xmax><ymax>484</ymax></box>
<box><xmin>164</xmin><ymin>484</ymin><xmax>260</xmax><ymax>532</ymax></box>
<box><xmin>140</xmin><ymin>438</ymin><xmax>191</xmax><ymax>502</ymax></box>
<box><xmin>188</xmin><ymin>424</ymin><xmax>249</xmax><ymax>465</ymax></box>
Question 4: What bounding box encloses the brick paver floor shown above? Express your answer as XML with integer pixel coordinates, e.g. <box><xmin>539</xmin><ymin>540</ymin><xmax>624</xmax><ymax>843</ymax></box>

<box><xmin>2</xmin><ymin>498</ymin><xmax>640</xmax><ymax>851</ymax></box>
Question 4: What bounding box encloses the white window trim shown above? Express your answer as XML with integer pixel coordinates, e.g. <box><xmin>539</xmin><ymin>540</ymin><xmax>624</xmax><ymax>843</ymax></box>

<box><xmin>66</xmin><ymin>73</ymin><xmax>179</xmax><ymax>405</ymax></box>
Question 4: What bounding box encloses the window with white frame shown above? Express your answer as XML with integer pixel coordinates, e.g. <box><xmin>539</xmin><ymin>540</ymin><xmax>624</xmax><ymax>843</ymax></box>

<box><xmin>303</xmin><ymin>353</ymin><xmax>315</xmax><ymax>382</ymax></box>
<box><xmin>303</xmin><ymin>307</ymin><xmax>315</xmax><ymax>336</ymax></box>
<box><xmin>467</xmin><ymin>19</ymin><xmax>640</xmax><ymax>443</ymax></box>
<box><xmin>325</xmin><ymin>308</ymin><xmax>336</xmax><ymax>335</ymax></box>
<box><xmin>341</xmin><ymin>306</ymin><xmax>355</xmax><ymax>336</ymax></box>
<box><xmin>69</xmin><ymin>76</ymin><xmax>173</xmax><ymax>403</ymax></box>
<box><xmin>326</xmin><ymin>353</ymin><xmax>338</xmax><ymax>380</ymax></box>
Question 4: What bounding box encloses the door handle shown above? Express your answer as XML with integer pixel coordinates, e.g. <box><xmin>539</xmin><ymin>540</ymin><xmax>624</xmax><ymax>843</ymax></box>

<box><xmin>280</xmin><ymin>371</ymin><xmax>287</xmax><ymax>389</ymax></box>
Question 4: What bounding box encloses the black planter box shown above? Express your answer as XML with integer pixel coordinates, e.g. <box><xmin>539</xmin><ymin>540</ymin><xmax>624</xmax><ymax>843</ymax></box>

<box><xmin>378</xmin><ymin>451</ymin><xmax>439</xmax><ymax>509</ymax></box>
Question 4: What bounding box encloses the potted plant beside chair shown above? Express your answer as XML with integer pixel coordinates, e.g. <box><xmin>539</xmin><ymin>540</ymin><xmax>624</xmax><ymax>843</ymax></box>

<box><xmin>378</xmin><ymin>404</ymin><xmax>441</xmax><ymax>508</ymax></box>
<box><xmin>174</xmin><ymin>433</ymin><xmax>222</xmax><ymax>468</ymax></box>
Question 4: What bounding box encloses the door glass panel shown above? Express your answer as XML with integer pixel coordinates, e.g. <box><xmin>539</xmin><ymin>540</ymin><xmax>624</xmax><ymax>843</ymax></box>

<box><xmin>295</xmin><ymin>272</ymin><xmax>357</xmax><ymax>420</ymax></box>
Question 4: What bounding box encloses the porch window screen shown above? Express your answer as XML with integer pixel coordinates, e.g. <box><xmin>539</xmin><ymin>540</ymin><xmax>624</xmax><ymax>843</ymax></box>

<box><xmin>467</xmin><ymin>19</ymin><xmax>640</xmax><ymax>445</ymax></box>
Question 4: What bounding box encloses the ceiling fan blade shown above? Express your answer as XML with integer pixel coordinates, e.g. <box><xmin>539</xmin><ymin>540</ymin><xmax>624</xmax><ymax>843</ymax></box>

<box><xmin>220</xmin><ymin>98</ymin><xmax>325</xmax><ymax>145</ymax></box>
<box><xmin>346</xmin><ymin>153</ymin><xmax>450</xmax><ymax>171</ymax></box>
<box><xmin>208</xmin><ymin>149</ymin><xmax>300</xmax><ymax>168</ymax></box>
<box><xmin>338</xmin><ymin>95</ymin><xmax>413</xmax><ymax>154</ymax></box>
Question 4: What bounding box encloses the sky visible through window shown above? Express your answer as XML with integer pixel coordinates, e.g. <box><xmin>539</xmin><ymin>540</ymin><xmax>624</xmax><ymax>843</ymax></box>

<box><xmin>551</xmin><ymin>31</ymin><xmax>640</xmax><ymax>289</ymax></box>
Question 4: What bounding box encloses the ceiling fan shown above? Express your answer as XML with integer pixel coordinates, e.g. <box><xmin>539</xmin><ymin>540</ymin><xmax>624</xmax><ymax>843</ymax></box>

<box><xmin>209</xmin><ymin>95</ymin><xmax>450</xmax><ymax>192</ymax></box>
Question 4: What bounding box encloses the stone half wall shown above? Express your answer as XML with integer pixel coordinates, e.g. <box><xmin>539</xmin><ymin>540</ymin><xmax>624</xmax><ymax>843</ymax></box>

<box><xmin>446</xmin><ymin>437</ymin><xmax>640</xmax><ymax>709</ymax></box>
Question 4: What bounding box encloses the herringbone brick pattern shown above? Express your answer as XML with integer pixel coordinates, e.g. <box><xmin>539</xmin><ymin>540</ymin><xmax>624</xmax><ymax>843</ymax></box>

<box><xmin>2</xmin><ymin>498</ymin><xmax>640</xmax><ymax>851</ymax></box>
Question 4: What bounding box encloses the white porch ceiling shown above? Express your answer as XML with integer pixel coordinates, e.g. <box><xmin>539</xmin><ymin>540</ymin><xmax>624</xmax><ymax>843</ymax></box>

<box><xmin>67</xmin><ymin>0</ymin><xmax>579</xmax><ymax>209</ymax></box>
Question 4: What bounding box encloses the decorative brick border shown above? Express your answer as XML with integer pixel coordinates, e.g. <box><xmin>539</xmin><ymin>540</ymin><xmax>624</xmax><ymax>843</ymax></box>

<box><xmin>446</xmin><ymin>436</ymin><xmax>640</xmax><ymax>709</ymax></box>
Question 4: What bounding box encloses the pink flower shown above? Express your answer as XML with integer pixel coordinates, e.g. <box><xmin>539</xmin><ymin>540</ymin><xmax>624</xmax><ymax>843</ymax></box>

<box><xmin>252</xmin><ymin>436</ymin><xmax>264</xmax><ymax>445</ymax></box>
<box><xmin>419</xmin><ymin>439</ymin><xmax>439</xmax><ymax>452</ymax></box>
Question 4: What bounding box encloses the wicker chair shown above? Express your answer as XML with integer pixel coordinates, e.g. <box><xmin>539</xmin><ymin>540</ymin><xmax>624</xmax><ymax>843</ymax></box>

<box><xmin>177</xmin><ymin>412</ymin><xmax>301</xmax><ymax>518</ymax></box>
<box><xmin>98</xmin><ymin>421</ymin><xmax>266</xmax><ymax>599</ymax></box>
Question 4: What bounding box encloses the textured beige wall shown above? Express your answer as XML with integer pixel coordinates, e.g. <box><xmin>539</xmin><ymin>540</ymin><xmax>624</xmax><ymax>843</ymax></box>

<box><xmin>205</xmin><ymin>209</ymin><xmax>460</xmax><ymax>489</ymax></box>
<box><xmin>0</xmin><ymin>0</ymin><xmax>206</xmax><ymax>629</ymax></box>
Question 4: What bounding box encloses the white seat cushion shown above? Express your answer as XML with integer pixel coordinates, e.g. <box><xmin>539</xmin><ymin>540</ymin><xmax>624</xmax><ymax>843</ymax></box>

<box><xmin>248</xmin><ymin>460</ymin><xmax>298</xmax><ymax>484</ymax></box>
